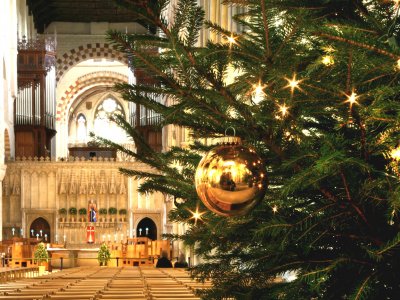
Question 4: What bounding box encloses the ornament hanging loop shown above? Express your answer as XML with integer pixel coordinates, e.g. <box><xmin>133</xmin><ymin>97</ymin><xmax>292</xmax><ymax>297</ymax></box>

<box><xmin>224</xmin><ymin>126</ymin><xmax>236</xmax><ymax>137</ymax></box>
<box><xmin>224</xmin><ymin>126</ymin><xmax>240</xmax><ymax>144</ymax></box>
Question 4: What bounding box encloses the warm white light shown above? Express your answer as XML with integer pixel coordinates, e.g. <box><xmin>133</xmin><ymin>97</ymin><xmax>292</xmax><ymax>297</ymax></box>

<box><xmin>391</xmin><ymin>146</ymin><xmax>400</xmax><ymax>161</ymax></box>
<box><xmin>278</xmin><ymin>104</ymin><xmax>289</xmax><ymax>117</ymax></box>
<box><xmin>254</xmin><ymin>83</ymin><xmax>263</xmax><ymax>94</ymax></box>
<box><xmin>345</xmin><ymin>92</ymin><xmax>359</xmax><ymax>107</ymax></box>
<box><xmin>193</xmin><ymin>211</ymin><xmax>201</xmax><ymax>219</ymax></box>
<box><xmin>190</xmin><ymin>208</ymin><xmax>205</xmax><ymax>224</ymax></box>
<box><xmin>272</xmin><ymin>205</ymin><xmax>278</xmax><ymax>213</ymax></box>
<box><xmin>396</xmin><ymin>58</ymin><xmax>400</xmax><ymax>70</ymax></box>
<box><xmin>394</xmin><ymin>0</ymin><xmax>400</xmax><ymax>8</ymax></box>
<box><xmin>289</xmin><ymin>79</ymin><xmax>299</xmax><ymax>89</ymax></box>
<box><xmin>285</xmin><ymin>74</ymin><xmax>302</xmax><ymax>93</ymax></box>
<box><xmin>226</xmin><ymin>34</ymin><xmax>236</xmax><ymax>45</ymax></box>
<box><xmin>322</xmin><ymin>55</ymin><xmax>334</xmax><ymax>66</ymax></box>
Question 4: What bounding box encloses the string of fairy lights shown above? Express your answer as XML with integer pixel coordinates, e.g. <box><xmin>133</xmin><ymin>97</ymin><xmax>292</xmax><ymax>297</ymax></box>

<box><xmin>184</xmin><ymin>0</ymin><xmax>400</xmax><ymax>222</ymax></box>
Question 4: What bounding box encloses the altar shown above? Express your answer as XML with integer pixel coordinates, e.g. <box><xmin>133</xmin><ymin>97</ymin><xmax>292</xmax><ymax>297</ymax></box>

<box><xmin>49</xmin><ymin>247</ymin><xmax>100</xmax><ymax>268</ymax></box>
<box><xmin>48</xmin><ymin>237</ymin><xmax>170</xmax><ymax>268</ymax></box>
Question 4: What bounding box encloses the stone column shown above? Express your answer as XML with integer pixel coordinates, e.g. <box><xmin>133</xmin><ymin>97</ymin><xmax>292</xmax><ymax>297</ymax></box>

<box><xmin>0</xmin><ymin>164</ymin><xmax>7</xmax><ymax>240</ymax></box>
<box><xmin>128</xmin><ymin>177</ymin><xmax>134</xmax><ymax>238</ymax></box>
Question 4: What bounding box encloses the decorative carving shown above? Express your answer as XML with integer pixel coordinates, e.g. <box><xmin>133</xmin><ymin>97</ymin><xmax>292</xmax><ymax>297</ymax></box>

<box><xmin>79</xmin><ymin>170</ymin><xmax>88</xmax><ymax>194</ymax></box>
<box><xmin>99</xmin><ymin>170</ymin><xmax>107</xmax><ymax>194</ymax></box>
<box><xmin>17</xmin><ymin>35</ymin><xmax>56</xmax><ymax>74</ymax></box>
<box><xmin>109</xmin><ymin>173</ymin><xmax>117</xmax><ymax>194</ymax></box>
<box><xmin>119</xmin><ymin>178</ymin><xmax>126</xmax><ymax>195</ymax></box>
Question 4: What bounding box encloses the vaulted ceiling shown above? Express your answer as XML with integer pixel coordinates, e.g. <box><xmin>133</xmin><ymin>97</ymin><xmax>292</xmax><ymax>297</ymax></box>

<box><xmin>27</xmin><ymin>0</ymin><xmax>153</xmax><ymax>33</ymax></box>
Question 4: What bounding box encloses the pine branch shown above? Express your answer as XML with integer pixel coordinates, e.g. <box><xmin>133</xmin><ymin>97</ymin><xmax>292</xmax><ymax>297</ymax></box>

<box><xmin>260</xmin><ymin>0</ymin><xmax>271</xmax><ymax>58</ymax></box>
<box><xmin>315</xmin><ymin>32</ymin><xmax>400</xmax><ymax>59</ymax></box>
<box><xmin>351</xmin><ymin>273</ymin><xmax>374</xmax><ymax>300</ymax></box>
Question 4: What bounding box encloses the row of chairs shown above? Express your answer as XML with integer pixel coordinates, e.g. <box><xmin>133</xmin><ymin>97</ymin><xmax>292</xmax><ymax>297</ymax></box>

<box><xmin>0</xmin><ymin>266</ymin><xmax>211</xmax><ymax>300</ymax></box>
<box><xmin>0</xmin><ymin>267</ymin><xmax>39</xmax><ymax>283</ymax></box>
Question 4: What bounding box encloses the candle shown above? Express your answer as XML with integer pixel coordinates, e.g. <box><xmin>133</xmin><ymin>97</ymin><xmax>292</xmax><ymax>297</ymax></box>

<box><xmin>20</xmin><ymin>228</ymin><xmax>23</xmax><ymax>237</ymax></box>
<box><xmin>108</xmin><ymin>234</ymin><xmax>111</xmax><ymax>242</ymax></box>
<box><xmin>44</xmin><ymin>234</ymin><xmax>47</xmax><ymax>241</ymax></box>
<box><xmin>114</xmin><ymin>233</ymin><xmax>117</xmax><ymax>242</ymax></box>
<box><xmin>31</xmin><ymin>229</ymin><xmax>34</xmax><ymax>236</ymax></box>
<box><xmin>120</xmin><ymin>233</ymin><xmax>123</xmax><ymax>242</ymax></box>
<box><xmin>55</xmin><ymin>234</ymin><xmax>58</xmax><ymax>243</ymax></box>
<box><xmin>102</xmin><ymin>235</ymin><xmax>105</xmax><ymax>242</ymax></box>
<box><xmin>145</xmin><ymin>227</ymin><xmax>149</xmax><ymax>235</ymax></box>
<box><xmin>12</xmin><ymin>228</ymin><xmax>15</xmax><ymax>236</ymax></box>
<box><xmin>139</xmin><ymin>228</ymin><xmax>142</xmax><ymax>236</ymax></box>
<box><xmin>63</xmin><ymin>235</ymin><xmax>66</xmax><ymax>242</ymax></box>
<box><xmin>36</xmin><ymin>233</ymin><xmax>39</xmax><ymax>240</ymax></box>
<box><xmin>40</xmin><ymin>230</ymin><xmax>43</xmax><ymax>237</ymax></box>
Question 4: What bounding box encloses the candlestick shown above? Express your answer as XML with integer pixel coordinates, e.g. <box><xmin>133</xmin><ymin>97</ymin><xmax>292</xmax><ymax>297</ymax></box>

<box><xmin>44</xmin><ymin>234</ymin><xmax>48</xmax><ymax>241</ymax></box>
<box><xmin>40</xmin><ymin>230</ymin><xmax>43</xmax><ymax>237</ymax></box>
<box><xmin>36</xmin><ymin>233</ymin><xmax>39</xmax><ymax>240</ymax></box>
<box><xmin>63</xmin><ymin>235</ymin><xmax>66</xmax><ymax>242</ymax></box>
<box><xmin>55</xmin><ymin>234</ymin><xmax>58</xmax><ymax>243</ymax></box>
<box><xmin>139</xmin><ymin>228</ymin><xmax>142</xmax><ymax>236</ymax></box>
<box><xmin>31</xmin><ymin>229</ymin><xmax>34</xmax><ymax>236</ymax></box>
<box><xmin>145</xmin><ymin>227</ymin><xmax>149</xmax><ymax>235</ymax></box>
<box><xmin>12</xmin><ymin>228</ymin><xmax>15</xmax><ymax>236</ymax></box>
<box><xmin>20</xmin><ymin>228</ymin><xmax>23</xmax><ymax>237</ymax></box>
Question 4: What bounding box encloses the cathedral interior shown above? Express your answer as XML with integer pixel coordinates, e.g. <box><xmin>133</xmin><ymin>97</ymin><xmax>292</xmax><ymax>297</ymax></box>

<box><xmin>0</xmin><ymin>0</ymin><xmax>224</xmax><ymax>266</ymax></box>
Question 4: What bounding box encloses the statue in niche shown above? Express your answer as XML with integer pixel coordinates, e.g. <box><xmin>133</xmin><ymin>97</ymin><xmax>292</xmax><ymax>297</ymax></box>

<box><xmin>88</xmin><ymin>199</ymin><xmax>97</xmax><ymax>222</ymax></box>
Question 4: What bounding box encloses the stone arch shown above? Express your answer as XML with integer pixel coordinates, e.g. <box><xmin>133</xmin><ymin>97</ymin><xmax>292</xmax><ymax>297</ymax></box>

<box><xmin>57</xmin><ymin>71</ymin><xmax>128</xmax><ymax>121</ymax></box>
<box><xmin>136</xmin><ymin>217</ymin><xmax>158</xmax><ymax>240</ymax></box>
<box><xmin>56</xmin><ymin>43</ymin><xmax>128</xmax><ymax>81</ymax></box>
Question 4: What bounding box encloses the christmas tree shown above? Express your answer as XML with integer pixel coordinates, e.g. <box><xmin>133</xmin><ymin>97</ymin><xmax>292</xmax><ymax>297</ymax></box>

<box><xmin>97</xmin><ymin>0</ymin><xmax>400</xmax><ymax>298</ymax></box>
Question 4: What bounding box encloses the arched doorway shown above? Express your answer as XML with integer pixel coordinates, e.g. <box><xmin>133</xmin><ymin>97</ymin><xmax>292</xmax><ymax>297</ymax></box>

<box><xmin>30</xmin><ymin>217</ymin><xmax>51</xmax><ymax>242</ymax></box>
<box><xmin>136</xmin><ymin>217</ymin><xmax>157</xmax><ymax>240</ymax></box>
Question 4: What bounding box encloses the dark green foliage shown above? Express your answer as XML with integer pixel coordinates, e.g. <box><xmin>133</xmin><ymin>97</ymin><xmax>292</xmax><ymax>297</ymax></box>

<box><xmin>108</xmin><ymin>207</ymin><xmax>118</xmax><ymax>215</ymax></box>
<box><xmin>98</xmin><ymin>0</ymin><xmax>400</xmax><ymax>298</ymax></box>
<box><xmin>58</xmin><ymin>208</ymin><xmax>67</xmax><ymax>215</ymax></box>
<box><xmin>119</xmin><ymin>208</ymin><xmax>127</xmax><ymax>215</ymax></box>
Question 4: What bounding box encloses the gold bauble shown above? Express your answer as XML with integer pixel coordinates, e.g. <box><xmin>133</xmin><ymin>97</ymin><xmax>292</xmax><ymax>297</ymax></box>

<box><xmin>195</xmin><ymin>143</ymin><xmax>267</xmax><ymax>216</ymax></box>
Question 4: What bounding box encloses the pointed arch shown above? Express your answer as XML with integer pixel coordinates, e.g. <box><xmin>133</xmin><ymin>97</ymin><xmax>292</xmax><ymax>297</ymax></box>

<box><xmin>57</xmin><ymin>71</ymin><xmax>128</xmax><ymax>121</ymax></box>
